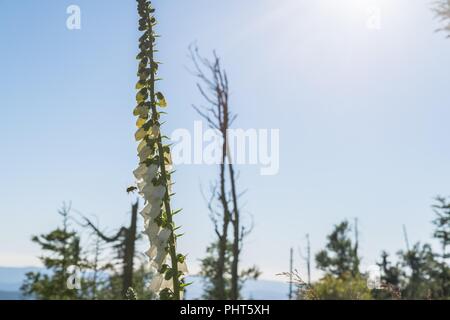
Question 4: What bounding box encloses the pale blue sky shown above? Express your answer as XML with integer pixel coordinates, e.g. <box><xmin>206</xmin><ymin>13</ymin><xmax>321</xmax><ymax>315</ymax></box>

<box><xmin>0</xmin><ymin>0</ymin><xmax>449</xmax><ymax>280</ymax></box>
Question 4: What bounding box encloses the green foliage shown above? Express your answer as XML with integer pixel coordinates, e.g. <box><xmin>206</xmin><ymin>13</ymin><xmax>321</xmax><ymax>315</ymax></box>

<box><xmin>21</xmin><ymin>205</ymin><xmax>90</xmax><ymax>300</ymax></box>
<box><xmin>22</xmin><ymin>203</ymin><xmax>158</xmax><ymax>300</ymax></box>
<box><xmin>397</xmin><ymin>243</ymin><xmax>442</xmax><ymax>299</ymax></box>
<box><xmin>375</xmin><ymin>198</ymin><xmax>450</xmax><ymax>299</ymax></box>
<box><xmin>306</xmin><ymin>220</ymin><xmax>369</xmax><ymax>300</ymax></box>
<box><xmin>199</xmin><ymin>241</ymin><xmax>260</xmax><ymax>300</ymax></box>
<box><xmin>306</xmin><ymin>274</ymin><xmax>372</xmax><ymax>300</ymax></box>
<box><xmin>431</xmin><ymin>196</ymin><xmax>450</xmax><ymax>298</ymax></box>
<box><xmin>376</xmin><ymin>243</ymin><xmax>445</xmax><ymax>300</ymax></box>
<box><xmin>315</xmin><ymin>220</ymin><xmax>360</xmax><ymax>278</ymax></box>
<box><xmin>378</xmin><ymin>251</ymin><xmax>401</xmax><ymax>288</ymax></box>
<box><xmin>199</xmin><ymin>242</ymin><xmax>232</xmax><ymax>299</ymax></box>
<box><xmin>432</xmin><ymin>196</ymin><xmax>450</xmax><ymax>260</ymax></box>
<box><xmin>373</xmin><ymin>251</ymin><xmax>402</xmax><ymax>299</ymax></box>
<box><xmin>296</xmin><ymin>206</ymin><xmax>450</xmax><ymax>300</ymax></box>
<box><xmin>97</xmin><ymin>262</ymin><xmax>156</xmax><ymax>300</ymax></box>
<box><xmin>125</xmin><ymin>287</ymin><xmax>138</xmax><ymax>300</ymax></box>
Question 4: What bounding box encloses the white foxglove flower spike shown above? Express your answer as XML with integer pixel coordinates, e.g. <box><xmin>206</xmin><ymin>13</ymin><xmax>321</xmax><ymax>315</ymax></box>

<box><xmin>134</xmin><ymin>0</ymin><xmax>187</xmax><ymax>300</ymax></box>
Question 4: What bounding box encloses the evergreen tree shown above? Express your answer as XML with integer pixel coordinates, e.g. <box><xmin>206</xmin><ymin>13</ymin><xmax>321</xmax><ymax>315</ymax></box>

<box><xmin>315</xmin><ymin>220</ymin><xmax>361</xmax><ymax>278</ymax></box>
<box><xmin>199</xmin><ymin>241</ymin><xmax>259</xmax><ymax>300</ymax></box>
<box><xmin>431</xmin><ymin>196</ymin><xmax>450</xmax><ymax>297</ymax></box>
<box><xmin>375</xmin><ymin>251</ymin><xmax>402</xmax><ymax>299</ymax></box>
<box><xmin>432</xmin><ymin>197</ymin><xmax>450</xmax><ymax>260</ymax></box>
<box><xmin>21</xmin><ymin>204</ymin><xmax>89</xmax><ymax>300</ymax></box>
<box><xmin>96</xmin><ymin>259</ymin><xmax>156</xmax><ymax>300</ymax></box>
<box><xmin>199</xmin><ymin>242</ymin><xmax>233</xmax><ymax>299</ymax></box>
<box><xmin>378</xmin><ymin>251</ymin><xmax>401</xmax><ymax>289</ymax></box>
<box><xmin>307</xmin><ymin>274</ymin><xmax>372</xmax><ymax>300</ymax></box>
<box><xmin>398</xmin><ymin>243</ymin><xmax>441</xmax><ymax>299</ymax></box>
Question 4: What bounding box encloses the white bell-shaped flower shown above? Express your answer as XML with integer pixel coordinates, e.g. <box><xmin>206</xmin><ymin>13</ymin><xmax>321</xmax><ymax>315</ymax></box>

<box><xmin>160</xmin><ymin>277</ymin><xmax>174</xmax><ymax>292</ymax></box>
<box><xmin>155</xmin><ymin>228</ymin><xmax>171</xmax><ymax>247</ymax></box>
<box><xmin>133</xmin><ymin>164</ymin><xmax>148</xmax><ymax>180</ymax></box>
<box><xmin>145</xmin><ymin>245</ymin><xmax>157</xmax><ymax>260</ymax></box>
<box><xmin>138</xmin><ymin>145</ymin><xmax>153</xmax><ymax>162</ymax></box>
<box><xmin>137</xmin><ymin>180</ymin><xmax>147</xmax><ymax>192</ymax></box>
<box><xmin>144</xmin><ymin>164</ymin><xmax>159</xmax><ymax>182</ymax></box>
<box><xmin>141</xmin><ymin>203</ymin><xmax>161</xmax><ymax>219</ymax></box>
<box><xmin>142</xmin><ymin>184</ymin><xmax>166</xmax><ymax>203</ymax></box>
<box><xmin>178</xmin><ymin>261</ymin><xmax>188</xmax><ymax>274</ymax></box>
<box><xmin>152</xmin><ymin>248</ymin><xmax>168</xmax><ymax>268</ymax></box>
<box><xmin>149</xmin><ymin>274</ymin><xmax>163</xmax><ymax>293</ymax></box>
<box><xmin>144</xmin><ymin>221</ymin><xmax>160</xmax><ymax>240</ymax></box>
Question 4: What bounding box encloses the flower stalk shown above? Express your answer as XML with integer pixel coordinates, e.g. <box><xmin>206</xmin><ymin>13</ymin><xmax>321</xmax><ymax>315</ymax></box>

<box><xmin>133</xmin><ymin>0</ymin><xmax>187</xmax><ymax>300</ymax></box>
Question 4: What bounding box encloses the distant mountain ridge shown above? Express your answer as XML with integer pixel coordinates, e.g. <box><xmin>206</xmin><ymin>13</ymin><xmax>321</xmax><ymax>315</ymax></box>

<box><xmin>0</xmin><ymin>267</ymin><xmax>289</xmax><ymax>300</ymax></box>
<box><xmin>185</xmin><ymin>275</ymin><xmax>289</xmax><ymax>300</ymax></box>
<box><xmin>0</xmin><ymin>267</ymin><xmax>44</xmax><ymax>292</ymax></box>
<box><xmin>0</xmin><ymin>291</ymin><xmax>22</xmax><ymax>300</ymax></box>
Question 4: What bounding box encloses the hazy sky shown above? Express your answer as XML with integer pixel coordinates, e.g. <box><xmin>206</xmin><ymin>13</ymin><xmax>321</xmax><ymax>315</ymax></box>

<box><xmin>1</xmin><ymin>0</ymin><xmax>450</xmax><ymax>281</ymax></box>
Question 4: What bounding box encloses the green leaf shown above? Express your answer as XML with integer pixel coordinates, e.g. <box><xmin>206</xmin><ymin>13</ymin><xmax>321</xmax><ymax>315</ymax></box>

<box><xmin>172</xmin><ymin>208</ymin><xmax>182</xmax><ymax>216</ymax></box>
<box><xmin>180</xmin><ymin>282</ymin><xmax>193</xmax><ymax>289</ymax></box>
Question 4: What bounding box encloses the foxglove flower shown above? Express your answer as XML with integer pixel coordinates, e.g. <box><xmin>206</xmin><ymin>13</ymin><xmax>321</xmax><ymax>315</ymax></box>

<box><xmin>133</xmin><ymin>0</ymin><xmax>187</xmax><ymax>300</ymax></box>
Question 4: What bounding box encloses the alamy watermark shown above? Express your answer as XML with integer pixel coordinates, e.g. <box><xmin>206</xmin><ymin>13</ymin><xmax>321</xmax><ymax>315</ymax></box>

<box><xmin>66</xmin><ymin>5</ymin><xmax>81</xmax><ymax>30</ymax></box>
<box><xmin>66</xmin><ymin>265</ymin><xmax>81</xmax><ymax>290</ymax></box>
<box><xmin>366</xmin><ymin>5</ymin><xmax>381</xmax><ymax>30</ymax></box>
<box><xmin>171</xmin><ymin>121</ymin><xmax>280</xmax><ymax>176</ymax></box>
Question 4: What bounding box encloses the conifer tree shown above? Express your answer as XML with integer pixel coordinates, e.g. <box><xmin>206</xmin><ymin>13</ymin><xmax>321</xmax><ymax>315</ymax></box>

<box><xmin>21</xmin><ymin>204</ymin><xmax>88</xmax><ymax>300</ymax></box>
<box><xmin>315</xmin><ymin>220</ymin><xmax>361</xmax><ymax>278</ymax></box>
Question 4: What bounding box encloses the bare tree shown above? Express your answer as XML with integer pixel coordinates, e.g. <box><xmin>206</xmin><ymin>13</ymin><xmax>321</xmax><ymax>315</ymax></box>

<box><xmin>299</xmin><ymin>234</ymin><xmax>311</xmax><ymax>285</ymax></box>
<box><xmin>190</xmin><ymin>46</ymin><xmax>256</xmax><ymax>299</ymax></box>
<box><xmin>81</xmin><ymin>200</ymin><xmax>139</xmax><ymax>298</ymax></box>
<box><xmin>354</xmin><ymin>218</ymin><xmax>360</xmax><ymax>274</ymax></box>
<box><xmin>403</xmin><ymin>224</ymin><xmax>411</xmax><ymax>252</ymax></box>
<box><xmin>289</xmin><ymin>248</ymin><xmax>294</xmax><ymax>300</ymax></box>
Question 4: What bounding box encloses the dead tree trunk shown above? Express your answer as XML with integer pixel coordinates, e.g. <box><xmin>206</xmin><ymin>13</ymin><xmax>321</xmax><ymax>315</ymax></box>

<box><xmin>191</xmin><ymin>49</ymin><xmax>246</xmax><ymax>300</ymax></box>
<box><xmin>229</xmin><ymin>161</ymin><xmax>240</xmax><ymax>300</ymax></box>
<box><xmin>289</xmin><ymin>248</ymin><xmax>293</xmax><ymax>300</ymax></box>
<box><xmin>122</xmin><ymin>200</ymin><xmax>138</xmax><ymax>296</ymax></box>
<box><xmin>191</xmin><ymin>47</ymin><xmax>257</xmax><ymax>300</ymax></box>
<box><xmin>306</xmin><ymin>234</ymin><xmax>311</xmax><ymax>285</ymax></box>
<box><xmin>81</xmin><ymin>201</ymin><xmax>139</xmax><ymax>298</ymax></box>
<box><xmin>190</xmin><ymin>47</ymin><xmax>234</xmax><ymax>299</ymax></box>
